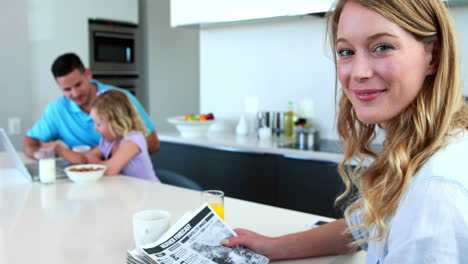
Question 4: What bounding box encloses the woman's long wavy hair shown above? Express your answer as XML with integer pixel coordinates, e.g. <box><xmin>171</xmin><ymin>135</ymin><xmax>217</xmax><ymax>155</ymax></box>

<box><xmin>91</xmin><ymin>90</ymin><xmax>146</xmax><ymax>138</ymax></box>
<box><xmin>327</xmin><ymin>0</ymin><xmax>468</xmax><ymax>243</ymax></box>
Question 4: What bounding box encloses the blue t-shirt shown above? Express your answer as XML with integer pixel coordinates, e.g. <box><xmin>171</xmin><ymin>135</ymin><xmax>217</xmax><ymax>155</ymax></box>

<box><xmin>27</xmin><ymin>80</ymin><xmax>155</xmax><ymax>148</ymax></box>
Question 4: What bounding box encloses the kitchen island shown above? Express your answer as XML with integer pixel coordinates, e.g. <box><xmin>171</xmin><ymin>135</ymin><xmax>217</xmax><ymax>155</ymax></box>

<box><xmin>153</xmin><ymin>131</ymin><xmax>358</xmax><ymax>218</ymax></box>
<box><xmin>0</xmin><ymin>172</ymin><xmax>366</xmax><ymax>263</ymax></box>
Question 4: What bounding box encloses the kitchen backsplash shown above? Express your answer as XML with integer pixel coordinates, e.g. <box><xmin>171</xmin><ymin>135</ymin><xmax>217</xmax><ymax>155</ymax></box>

<box><xmin>199</xmin><ymin>15</ymin><xmax>340</xmax><ymax>140</ymax></box>
<box><xmin>199</xmin><ymin>6</ymin><xmax>468</xmax><ymax>141</ymax></box>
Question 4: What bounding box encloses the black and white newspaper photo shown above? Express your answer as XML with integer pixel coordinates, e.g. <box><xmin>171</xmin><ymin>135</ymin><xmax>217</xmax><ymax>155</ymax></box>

<box><xmin>127</xmin><ymin>205</ymin><xmax>269</xmax><ymax>264</ymax></box>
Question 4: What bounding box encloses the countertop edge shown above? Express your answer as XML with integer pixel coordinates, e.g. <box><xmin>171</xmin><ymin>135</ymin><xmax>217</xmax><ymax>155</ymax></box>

<box><xmin>158</xmin><ymin>132</ymin><xmax>344</xmax><ymax>164</ymax></box>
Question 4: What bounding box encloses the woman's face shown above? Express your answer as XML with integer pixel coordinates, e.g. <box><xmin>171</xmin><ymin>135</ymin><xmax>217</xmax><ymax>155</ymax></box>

<box><xmin>336</xmin><ymin>1</ymin><xmax>436</xmax><ymax>129</ymax></box>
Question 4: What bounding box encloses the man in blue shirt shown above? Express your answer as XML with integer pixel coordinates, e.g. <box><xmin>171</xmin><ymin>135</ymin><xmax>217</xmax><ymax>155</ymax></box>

<box><xmin>24</xmin><ymin>53</ymin><xmax>160</xmax><ymax>159</ymax></box>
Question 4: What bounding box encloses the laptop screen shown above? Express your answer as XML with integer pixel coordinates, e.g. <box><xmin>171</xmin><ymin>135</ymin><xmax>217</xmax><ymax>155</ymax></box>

<box><xmin>0</xmin><ymin>128</ymin><xmax>33</xmax><ymax>182</ymax></box>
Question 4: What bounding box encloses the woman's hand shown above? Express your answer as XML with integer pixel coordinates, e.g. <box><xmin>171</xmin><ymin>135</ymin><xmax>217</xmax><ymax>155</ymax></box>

<box><xmin>221</xmin><ymin>228</ymin><xmax>280</xmax><ymax>260</ymax></box>
<box><xmin>222</xmin><ymin>220</ymin><xmax>355</xmax><ymax>261</ymax></box>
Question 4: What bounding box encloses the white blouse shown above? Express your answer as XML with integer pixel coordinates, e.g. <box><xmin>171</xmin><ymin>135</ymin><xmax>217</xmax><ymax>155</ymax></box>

<box><xmin>346</xmin><ymin>131</ymin><xmax>468</xmax><ymax>264</ymax></box>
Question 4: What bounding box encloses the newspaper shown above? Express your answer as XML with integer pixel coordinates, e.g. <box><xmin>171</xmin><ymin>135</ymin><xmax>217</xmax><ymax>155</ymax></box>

<box><xmin>127</xmin><ymin>204</ymin><xmax>269</xmax><ymax>264</ymax></box>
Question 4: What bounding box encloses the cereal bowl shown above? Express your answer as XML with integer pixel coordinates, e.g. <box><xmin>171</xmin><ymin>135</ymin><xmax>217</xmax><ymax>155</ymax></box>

<box><xmin>65</xmin><ymin>164</ymin><xmax>107</xmax><ymax>183</ymax></box>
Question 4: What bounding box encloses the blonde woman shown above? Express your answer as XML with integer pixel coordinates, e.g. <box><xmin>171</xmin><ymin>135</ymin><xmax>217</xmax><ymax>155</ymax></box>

<box><xmin>222</xmin><ymin>0</ymin><xmax>468</xmax><ymax>262</ymax></box>
<box><xmin>56</xmin><ymin>90</ymin><xmax>159</xmax><ymax>182</ymax></box>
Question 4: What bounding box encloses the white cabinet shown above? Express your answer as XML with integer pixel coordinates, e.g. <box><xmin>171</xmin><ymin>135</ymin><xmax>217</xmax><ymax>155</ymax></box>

<box><xmin>170</xmin><ymin>0</ymin><xmax>334</xmax><ymax>27</ymax></box>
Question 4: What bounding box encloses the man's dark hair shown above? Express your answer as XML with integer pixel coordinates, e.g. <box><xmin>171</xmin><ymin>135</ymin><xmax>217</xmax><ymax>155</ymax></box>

<box><xmin>51</xmin><ymin>53</ymin><xmax>86</xmax><ymax>78</ymax></box>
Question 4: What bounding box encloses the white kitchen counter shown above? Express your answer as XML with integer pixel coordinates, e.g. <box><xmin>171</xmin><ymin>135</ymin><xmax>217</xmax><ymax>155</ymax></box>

<box><xmin>0</xmin><ymin>160</ymin><xmax>366</xmax><ymax>263</ymax></box>
<box><xmin>158</xmin><ymin>131</ymin><xmax>345</xmax><ymax>163</ymax></box>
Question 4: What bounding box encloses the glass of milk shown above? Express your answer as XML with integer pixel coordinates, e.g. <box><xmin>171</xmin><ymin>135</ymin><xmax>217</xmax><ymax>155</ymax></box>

<box><xmin>38</xmin><ymin>147</ymin><xmax>56</xmax><ymax>184</ymax></box>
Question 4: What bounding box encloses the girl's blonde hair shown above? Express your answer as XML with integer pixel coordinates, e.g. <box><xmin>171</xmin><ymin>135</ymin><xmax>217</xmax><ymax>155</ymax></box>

<box><xmin>91</xmin><ymin>90</ymin><xmax>146</xmax><ymax>138</ymax></box>
<box><xmin>327</xmin><ymin>0</ymin><xmax>468</xmax><ymax>243</ymax></box>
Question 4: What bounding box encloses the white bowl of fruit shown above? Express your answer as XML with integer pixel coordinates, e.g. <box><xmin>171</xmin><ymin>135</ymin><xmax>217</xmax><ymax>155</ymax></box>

<box><xmin>168</xmin><ymin>113</ymin><xmax>216</xmax><ymax>138</ymax></box>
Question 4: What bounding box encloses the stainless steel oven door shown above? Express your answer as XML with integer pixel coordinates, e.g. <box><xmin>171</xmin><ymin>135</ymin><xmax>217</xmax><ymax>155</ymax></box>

<box><xmin>93</xmin><ymin>74</ymin><xmax>139</xmax><ymax>97</ymax></box>
<box><xmin>89</xmin><ymin>22</ymin><xmax>138</xmax><ymax>74</ymax></box>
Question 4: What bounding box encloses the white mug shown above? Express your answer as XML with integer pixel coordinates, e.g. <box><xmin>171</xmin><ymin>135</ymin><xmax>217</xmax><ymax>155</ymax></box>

<box><xmin>72</xmin><ymin>145</ymin><xmax>91</xmax><ymax>153</ymax></box>
<box><xmin>133</xmin><ymin>210</ymin><xmax>171</xmax><ymax>248</ymax></box>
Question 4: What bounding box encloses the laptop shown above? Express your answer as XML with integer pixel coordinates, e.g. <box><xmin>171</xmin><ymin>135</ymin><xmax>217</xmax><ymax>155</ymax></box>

<box><xmin>0</xmin><ymin>128</ymin><xmax>68</xmax><ymax>182</ymax></box>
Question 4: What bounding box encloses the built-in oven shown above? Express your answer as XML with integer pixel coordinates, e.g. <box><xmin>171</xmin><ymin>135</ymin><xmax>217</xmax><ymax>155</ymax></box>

<box><xmin>89</xmin><ymin>19</ymin><xmax>138</xmax><ymax>74</ymax></box>
<box><xmin>92</xmin><ymin>74</ymin><xmax>139</xmax><ymax>97</ymax></box>
<box><xmin>89</xmin><ymin>19</ymin><xmax>146</xmax><ymax>109</ymax></box>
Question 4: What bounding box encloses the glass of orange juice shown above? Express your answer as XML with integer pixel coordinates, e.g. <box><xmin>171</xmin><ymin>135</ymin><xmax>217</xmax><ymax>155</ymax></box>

<box><xmin>201</xmin><ymin>190</ymin><xmax>224</xmax><ymax>219</ymax></box>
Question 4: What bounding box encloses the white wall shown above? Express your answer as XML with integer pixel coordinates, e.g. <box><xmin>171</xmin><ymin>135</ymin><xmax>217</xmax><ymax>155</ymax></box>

<box><xmin>200</xmin><ymin>7</ymin><xmax>468</xmax><ymax>140</ymax></box>
<box><xmin>27</xmin><ymin>0</ymin><xmax>139</xmax><ymax>122</ymax></box>
<box><xmin>200</xmin><ymin>15</ymin><xmax>339</xmax><ymax>139</ymax></box>
<box><xmin>451</xmin><ymin>6</ymin><xmax>468</xmax><ymax>96</ymax></box>
<box><xmin>0</xmin><ymin>0</ymin><xmax>138</xmax><ymax>148</ymax></box>
<box><xmin>0</xmin><ymin>0</ymin><xmax>195</xmax><ymax>150</ymax></box>
<box><xmin>141</xmin><ymin>0</ymin><xmax>200</xmax><ymax>131</ymax></box>
<box><xmin>0</xmin><ymin>0</ymin><xmax>32</xmax><ymax>148</ymax></box>
<box><xmin>88</xmin><ymin>0</ymin><xmax>138</xmax><ymax>24</ymax></box>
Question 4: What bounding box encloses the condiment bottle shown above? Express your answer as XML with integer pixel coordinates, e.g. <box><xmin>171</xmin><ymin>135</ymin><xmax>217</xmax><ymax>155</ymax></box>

<box><xmin>284</xmin><ymin>101</ymin><xmax>296</xmax><ymax>139</ymax></box>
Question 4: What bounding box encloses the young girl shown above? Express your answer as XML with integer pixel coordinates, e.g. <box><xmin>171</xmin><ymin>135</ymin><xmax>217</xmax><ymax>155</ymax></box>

<box><xmin>57</xmin><ymin>89</ymin><xmax>159</xmax><ymax>182</ymax></box>
<box><xmin>222</xmin><ymin>0</ymin><xmax>468</xmax><ymax>263</ymax></box>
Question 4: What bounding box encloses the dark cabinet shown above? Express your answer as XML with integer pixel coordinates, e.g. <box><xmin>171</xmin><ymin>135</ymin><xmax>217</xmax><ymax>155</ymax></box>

<box><xmin>152</xmin><ymin>142</ymin><xmax>276</xmax><ymax>205</ymax></box>
<box><xmin>276</xmin><ymin>156</ymin><xmax>348</xmax><ymax>218</ymax></box>
<box><xmin>153</xmin><ymin>141</ymin><xmax>349</xmax><ymax>218</ymax></box>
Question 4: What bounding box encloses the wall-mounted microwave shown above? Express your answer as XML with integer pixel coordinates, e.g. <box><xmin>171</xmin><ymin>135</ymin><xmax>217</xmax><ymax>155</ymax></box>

<box><xmin>89</xmin><ymin>19</ymin><xmax>138</xmax><ymax>74</ymax></box>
